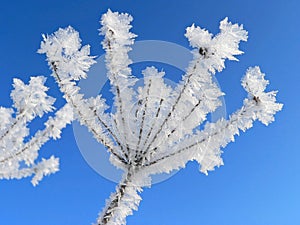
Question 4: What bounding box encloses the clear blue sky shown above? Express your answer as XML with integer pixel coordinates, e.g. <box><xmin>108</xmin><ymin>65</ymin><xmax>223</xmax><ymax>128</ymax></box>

<box><xmin>0</xmin><ymin>0</ymin><xmax>299</xmax><ymax>225</ymax></box>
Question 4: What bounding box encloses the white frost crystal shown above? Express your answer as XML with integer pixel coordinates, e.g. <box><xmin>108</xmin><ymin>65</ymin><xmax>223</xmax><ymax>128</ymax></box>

<box><xmin>38</xmin><ymin>26</ymin><xmax>96</xmax><ymax>81</ymax></box>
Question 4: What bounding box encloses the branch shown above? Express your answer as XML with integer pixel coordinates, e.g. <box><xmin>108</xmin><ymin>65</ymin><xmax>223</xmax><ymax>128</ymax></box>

<box><xmin>142</xmin><ymin>68</ymin><xmax>196</xmax><ymax>156</ymax></box>
<box><xmin>144</xmin><ymin>99</ymin><xmax>255</xmax><ymax>172</ymax></box>
<box><xmin>143</xmin><ymin>18</ymin><xmax>248</xmax><ymax>159</ymax></box>
<box><xmin>0</xmin><ymin>76</ymin><xmax>56</xmax><ymax>149</ymax></box>
<box><xmin>84</xmin><ymin>95</ymin><xmax>128</xmax><ymax>159</ymax></box>
<box><xmin>0</xmin><ymin>156</ymin><xmax>59</xmax><ymax>186</ymax></box>
<box><xmin>0</xmin><ymin>103</ymin><xmax>73</xmax><ymax>165</ymax></box>
<box><xmin>100</xmin><ymin>10</ymin><xmax>137</xmax><ymax>159</ymax></box>
<box><xmin>139</xmin><ymin>98</ymin><xmax>164</xmax><ymax>152</ymax></box>
<box><xmin>50</xmin><ymin>64</ymin><xmax>127</xmax><ymax>165</ymax></box>
<box><xmin>145</xmin><ymin>67</ymin><xmax>282</xmax><ymax>175</ymax></box>
<box><xmin>0</xmin><ymin>112</ymin><xmax>25</xmax><ymax>143</ymax></box>
<box><xmin>0</xmin><ymin>103</ymin><xmax>73</xmax><ymax>185</ymax></box>
<box><xmin>135</xmin><ymin>77</ymin><xmax>152</xmax><ymax>153</ymax></box>
<box><xmin>38</xmin><ymin>25</ymin><xmax>128</xmax><ymax>165</ymax></box>
<box><xmin>97</xmin><ymin>170</ymin><xmax>147</xmax><ymax>225</ymax></box>
<box><xmin>134</xmin><ymin>67</ymin><xmax>172</xmax><ymax>165</ymax></box>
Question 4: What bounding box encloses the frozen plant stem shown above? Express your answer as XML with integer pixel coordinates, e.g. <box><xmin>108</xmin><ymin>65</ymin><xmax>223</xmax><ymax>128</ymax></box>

<box><xmin>98</xmin><ymin>171</ymin><xmax>141</xmax><ymax>225</ymax></box>
<box><xmin>50</xmin><ymin>62</ymin><xmax>127</xmax><ymax>164</ymax></box>
<box><xmin>0</xmin><ymin>9</ymin><xmax>282</xmax><ymax>225</ymax></box>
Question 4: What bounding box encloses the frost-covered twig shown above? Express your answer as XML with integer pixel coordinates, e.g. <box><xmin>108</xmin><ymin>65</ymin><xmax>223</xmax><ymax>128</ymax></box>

<box><xmin>0</xmin><ymin>103</ymin><xmax>73</xmax><ymax>164</ymax></box>
<box><xmin>97</xmin><ymin>170</ymin><xmax>148</xmax><ymax>225</ymax></box>
<box><xmin>100</xmin><ymin>10</ymin><xmax>138</xmax><ymax>159</ymax></box>
<box><xmin>0</xmin><ymin>78</ymin><xmax>73</xmax><ymax>185</ymax></box>
<box><xmin>134</xmin><ymin>67</ymin><xmax>173</xmax><ymax>165</ymax></box>
<box><xmin>0</xmin><ymin>76</ymin><xmax>55</xmax><ymax>144</ymax></box>
<box><xmin>144</xmin><ymin>67</ymin><xmax>282</xmax><ymax>174</ymax></box>
<box><xmin>143</xmin><ymin>18</ymin><xmax>248</xmax><ymax>156</ymax></box>
<box><xmin>51</xmin><ymin>65</ymin><xmax>126</xmax><ymax>164</ymax></box>
<box><xmin>0</xmin><ymin>156</ymin><xmax>60</xmax><ymax>186</ymax></box>
<box><xmin>38</xmin><ymin>26</ymin><xmax>128</xmax><ymax>165</ymax></box>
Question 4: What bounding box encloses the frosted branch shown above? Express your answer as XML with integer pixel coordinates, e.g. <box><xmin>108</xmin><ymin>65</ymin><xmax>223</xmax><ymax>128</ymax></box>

<box><xmin>0</xmin><ymin>103</ymin><xmax>73</xmax><ymax>184</ymax></box>
<box><xmin>0</xmin><ymin>156</ymin><xmax>59</xmax><ymax>186</ymax></box>
<box><xmin>51</xmin><ymin>64</ymin><xmax>127</xmax><ymax>165</ymax></box>
<box><xmin>100</xmin><ymin>9</ymin><xmax>138</xmax><ymax>157</ymax></box>
<box><xmin>145</xmin><ymin>67</ymin><xmax>282</xmax><ymax>175</ymax></box>
<box><xmin>38</xmin><ymin>24</ymin><xmax>129</xmax><ymax>165</ymax></box>
<box><xmin>143</xmin><ymin>18</ymin><xmax>247</xmax><ymax>156</ymax></box>
<box><xmin>97</xmin><ymin>170</ymin><xmax>150</xmax><ymax>225</ymax></box>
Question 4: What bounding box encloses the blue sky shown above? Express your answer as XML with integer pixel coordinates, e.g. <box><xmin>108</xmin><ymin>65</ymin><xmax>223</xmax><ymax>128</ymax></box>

<box><xmin>0</xmin><ymin>0</ymin><xmax>299</xmax><ymax>225</ymax></box>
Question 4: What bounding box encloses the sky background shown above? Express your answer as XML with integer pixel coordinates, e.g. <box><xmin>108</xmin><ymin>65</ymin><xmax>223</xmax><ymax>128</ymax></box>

<box><xmin>0</xmin><ymin>0</ymin><xmax>299</xmax><ymax>225</ymax></box>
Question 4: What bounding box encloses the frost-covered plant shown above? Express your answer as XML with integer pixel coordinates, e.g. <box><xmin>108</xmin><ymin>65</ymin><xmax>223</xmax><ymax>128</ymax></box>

<box><xmin>0</xmin><ymin>9</ymin><xmax>282</xmax><ymax>225</ymax></box>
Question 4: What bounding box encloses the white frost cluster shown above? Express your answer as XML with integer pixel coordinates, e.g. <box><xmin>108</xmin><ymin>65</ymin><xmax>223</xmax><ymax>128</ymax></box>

<box><xmin>1</xmin><ymin>9</ymin><xmax>282</xmax><ymax>225</ymax></box>
<box><xmin>11</xmin><ymin>76</ymin><xmax>55</xmax><ymax>120</ymax></box>
<box><xmin>0</xmin><ymin>77</ymin><xmax>74</xmax><ymax>185</ymax></box>
<box><xmin>38</xmin><ymin>26</ymin><xmax>96</xmax><ymax>81</ymax></box>
<box><xmin>242</xmin><ymin>66</ymin><xmax>283</xmax><ymax>125</ymax></box>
